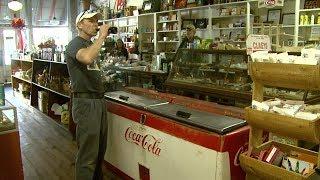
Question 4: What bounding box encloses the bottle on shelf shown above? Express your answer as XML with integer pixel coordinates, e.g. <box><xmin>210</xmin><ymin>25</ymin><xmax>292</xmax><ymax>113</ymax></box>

<box><xmin>304</xmin><ymin>14</ymin><xmax>309</xmax><ymax>25</ymax></box>
<box><xmin>317</xmin><ymin>13</ymin><xmax>320</xmax><ymax>24</ymax></box>
<box><xmin>300</xmin><ymin>15</ymin><xmax>304</xmax><ymax>25</ymax></box>
<box><xmin>60</xmin><ymin>45</ymin><xmax>65</xmax><ymax>62</ymax></box>
<box><xmin>0</xmin><ymin>82</ymin><xmax>5</xmax><ymax>106</ymax></box>
<box><xmin>311</xmin><ymin>14</ymin><xmax>315</xmax><ymax>25</ymax></box>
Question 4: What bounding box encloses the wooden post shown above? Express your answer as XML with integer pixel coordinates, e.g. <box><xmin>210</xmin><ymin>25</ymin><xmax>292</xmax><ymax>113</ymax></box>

<box><xmin>82</xmin><ymin>0</ymin><xmax>91</xmax><ymax>11</ymax></box>
<box><xmin>249</xmin><ymin>80</ymin><xmax>264</xmax><ymax>148</ymax></box>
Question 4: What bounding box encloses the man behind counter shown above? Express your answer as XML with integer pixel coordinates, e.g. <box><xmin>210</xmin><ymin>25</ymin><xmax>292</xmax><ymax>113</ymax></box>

<box><xmin>178</xmin><ymin>24</ymin><xmax>201</xmax><ymax>49</ymax></box>
<box><xmin>111</xmin><ymin>39</ymin><xmax>129</xmax><ymax>60</ymax></box>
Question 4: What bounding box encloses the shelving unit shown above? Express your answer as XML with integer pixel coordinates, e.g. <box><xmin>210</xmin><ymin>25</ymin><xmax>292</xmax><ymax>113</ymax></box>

<box><xmin>102</xmin><ymin>16</ymin><xmax>138</xmax><ymax>49</ymax></box>
<box><xmin>10</xmin><ymin>58</ymin><xmax>71</xmax><ymax>132</ymax></box>
<box><xmin>101</xmin><ymin>0</ymin><xmax>320</xmax><ymax>53</ymax></box>
<box><xmin>156</xmin><ymin>10</ymin><xmax>180</xmax><ymax>58</ymax></box>
<box><xmin>138</xmin><ymin>13</ymin><xmax>156</xmax><ymax>62</ymax></box>
<box><xmin>239</xmin><ymin>62</ymin><xmax>320</xmax><ymax>179</ymax></box>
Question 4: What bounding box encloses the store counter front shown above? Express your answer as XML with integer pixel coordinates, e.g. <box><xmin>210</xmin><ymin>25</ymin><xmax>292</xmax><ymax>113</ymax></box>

<box><xmin>104</xmin><ymin>91</ymin><xmax>249</xmax><ymax>180</ymax></box>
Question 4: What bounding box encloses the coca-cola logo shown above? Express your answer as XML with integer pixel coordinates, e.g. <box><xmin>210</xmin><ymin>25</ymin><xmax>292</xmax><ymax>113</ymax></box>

<box><xmin>125</xmin><ymin>127</ymin><xmax>162</xmax><ymax>156</ymax></box>
<box><xmin>234</xmin><ymin>142</ymin><xmax>248</xmax><ymax>166</ymax></box>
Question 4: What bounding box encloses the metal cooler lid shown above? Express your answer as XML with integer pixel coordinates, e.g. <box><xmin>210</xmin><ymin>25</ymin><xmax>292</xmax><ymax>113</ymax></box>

<box><xmin>148</xmin><ymin>103</ymin><xmax>246</xmax><ymax>135</ymax></box>
<box><xmin>105</xmin><ymin>91</ymin><xmax>168</xmax><ymax>109</ymax></box>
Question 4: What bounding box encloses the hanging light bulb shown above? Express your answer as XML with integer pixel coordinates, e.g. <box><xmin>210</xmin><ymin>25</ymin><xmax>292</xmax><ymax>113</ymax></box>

<box><xmin>8</xmin><ymin>1</ymin><xmax>23</xmax><ymax>12</ymax></box>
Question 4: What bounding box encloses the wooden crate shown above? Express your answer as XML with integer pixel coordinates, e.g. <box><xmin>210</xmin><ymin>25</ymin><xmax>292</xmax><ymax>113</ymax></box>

<box><xmin>240</xmin><ymin>141</ymin><xmax>317</xmax><ymax>180</ymax></box>
<box><xmin>248</xmin><ymin>62</ymin><xmax>320</xmax><ymax>91</ymax></box>
<box><xmin>245</xmin><ymin>107</ymin><xmax>320</xmax><ymax>144</ymax></box>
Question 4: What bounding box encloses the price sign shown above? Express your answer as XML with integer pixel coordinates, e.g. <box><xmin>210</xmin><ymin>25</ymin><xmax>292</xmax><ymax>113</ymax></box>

<box><xmin>246</xmin><ymin>34</ymin><xmax>271</xmax><ymax>55</ymax></box>
<box><xmin>258</xmin><ymin>0</ymin><xmax>284</xmax><ymax>8</ymax></box>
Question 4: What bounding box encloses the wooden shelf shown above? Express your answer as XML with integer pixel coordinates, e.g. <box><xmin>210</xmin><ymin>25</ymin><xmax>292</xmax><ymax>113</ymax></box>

<box><xmin>118</xmin><ymin>24</ymin><xmax>136</xmax><ymax>27</ymax></box>
<box><xmin>213</xmin><ymin>40</ymin><xmax>246</xmax><ymax>43</ymax></box>
<box><xmin>240</xmin><ymin>141</ymin><xmax>317</xmax><ymax>179</ymax></box>
<box><xmin>158</xmin><ymin>41</ymin><xmax>179</xmax><ymax>43</ymax></box>
<box><xmin>212</xmin><ymin>1</ymin><xmax>247</xmax><ymax>7</ymax></box>
<box><xmin>249</xmin><ymin>62</ymin><xmax>320</xmax><ymax>90</ymax></box>
<box><xmin>11</xmin><ymin>58</ymin><xmax>73</xmax><ymax>137</ymax></box>
<box><xmin>115</xmin><ymin>15</ymin><xmax>138</xmax><ymax>20</ymax></box>
<box><xmin>33</xmin><ymin>59</ymin><xmax>67</xmax><ymax>65</ymax></box>
<box><xmin>11</xmin><ymin>58</ymin><xmax>33</xmax><ymax>63</ymax></box>
<box><xmin>158</xmin><ymin>20</ymin><xmax>178</xmax><ymax>23</ymax></box>
<box><xmin>299</xmin><ymin>24</ymin><xmax>320</xmax><ymax>27</ymax></box>
<box><xmin>215</xmin><ymin>27</ymin><xmax>245</xmax><ymax>30</ymax></box>
<box><xmin>282</xmin><ymin>25</ymin><xmax>295</xmax><ymax>28</ymax></box>
<box><xmin>245</xmin><ymin>107</ymin><xmax>320</xmax><ymax>144</ymax></box>
<box><xmin>179</xmin><ymin>48</ymin><xmax>247</xmax><ymax>55</ymax></box>
<box><xmin>168</xmin><ymin>1</ymin><xmax>247</xmax><ymax>12</ymax></box>
<box><xmin>160</xmin><ymin>52</ymin><xmax>176</xmax><ymax>54</ymax></box>
<box><xmin>32</xmin><ymin>82</ymin><xmax>70</xmax><ymax>98</ymax></box>
<box><xmin>158</xmin><ymin>30</ymin><xmax>179</xmax><ymax>32</ymax></box>
<box><xmin>240</xmin><ymin>60</ymin><xmax>320</xmax><ymax>179</ymax></box>
<box><xmin>299</xmin><ymin>8</ymin><xmax>320</xmax><ymax>12</ymax></box>
<box><xmin>11</xmin><ymin>75</ymin><xmax>32</xmax><ymax>84</ymax></box>
<box><xmin>212</xmin><ymin>14</ymin><xmax>248</xmax><ymax>19</ymax></box>
<box><xmin>119</xmin><ymin>32</ymin><xmax>134</xmax><ymax>35</ymax></box>
<box><xmin>143</xmin><ymin>32</ymin><xmax>155</xmax><ymax>34</ymax></box>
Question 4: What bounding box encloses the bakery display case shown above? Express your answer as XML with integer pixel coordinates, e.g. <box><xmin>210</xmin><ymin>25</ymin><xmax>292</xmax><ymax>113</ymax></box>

<box><xmin>0</xmin><ymin>100</ymin><xmax>18</xmax><ymax>134</ymax></box>
<box><xmin>0</xmin><ymin>99</ymin><xmax>23</xmax><ymax>179</ymax></box>
<box><xmin>165</xmin><ymin>48</ymin><xmax>251</xmax><ymax>106</ymax></box>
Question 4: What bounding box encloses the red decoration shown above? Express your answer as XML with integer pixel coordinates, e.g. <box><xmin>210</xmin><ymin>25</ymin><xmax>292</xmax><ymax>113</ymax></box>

<box><xmin>116</xmin><ymin>0</ymin><xmax>126</xmax><ymax>11</ymax></box>
<box><xmin>11</xmin><ymin>17</ymin><xmax>25</xmax><ymax>29</ymax></box>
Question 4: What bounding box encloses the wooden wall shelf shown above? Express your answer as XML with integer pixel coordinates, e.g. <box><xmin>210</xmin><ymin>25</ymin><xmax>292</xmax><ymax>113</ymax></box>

<box><xmin>240</xmin><ymin>61</ymin><xmax>320</xmax><ymax>179</ymax></box>
<box><xmin>10</xmin><ymin>58</ymin><xmax>72</xmax><ymax>135</ymax></box>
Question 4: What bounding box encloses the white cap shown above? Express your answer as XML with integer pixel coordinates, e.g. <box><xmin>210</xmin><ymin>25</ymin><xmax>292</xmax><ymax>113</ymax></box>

<box><xmin>75</xmin><ymin>10</ymin><xmax>101</xmax><ymax>25</ymax></box>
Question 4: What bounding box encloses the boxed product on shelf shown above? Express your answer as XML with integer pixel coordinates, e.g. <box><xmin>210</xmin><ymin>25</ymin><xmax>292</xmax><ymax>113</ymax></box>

<box><xmin>38</xmin><ymin>91</ymin><xmax>48</xmax><ymax>113</ymax></box>
<box><xmin>240</xmin><ymin>141</ymin><xmax>318</xmax><ymax>179</ymax></box>
<box><xmin>250</xmin><ymin>49</ymin><xmax>320</xmax><ymax>65</ymax></box>
<box><xmin>251</xmin><ymin>98</ymin><xmax>320</xmax><ymax>121</ymax></box>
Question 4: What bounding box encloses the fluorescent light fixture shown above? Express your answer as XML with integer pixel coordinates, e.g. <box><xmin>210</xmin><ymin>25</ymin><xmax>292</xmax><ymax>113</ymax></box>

<box><xmin>8</xmin><ymin>1</ymin><xmax>23</xmax><ymax>12</ymax></box>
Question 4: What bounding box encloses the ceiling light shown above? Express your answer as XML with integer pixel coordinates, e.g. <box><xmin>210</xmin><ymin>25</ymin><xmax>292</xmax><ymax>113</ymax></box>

<box><xmin>8</xmin><ymin>1</ymin><xmax>23</xmax><ymax>12</ymax></box>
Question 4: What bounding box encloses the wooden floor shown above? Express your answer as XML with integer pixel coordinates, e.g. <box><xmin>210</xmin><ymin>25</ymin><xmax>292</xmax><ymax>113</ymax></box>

<box><xmin>5</xmin><ymin>87</ymin><xmax>121</xmax><ymax>180</ymax></box>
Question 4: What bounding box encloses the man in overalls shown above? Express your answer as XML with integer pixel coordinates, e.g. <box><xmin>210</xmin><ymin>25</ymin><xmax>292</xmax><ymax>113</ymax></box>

<box><xmin>65</xmin><ymin>10</ymin><xmax>109</xmax><ymax>180</ymax></box>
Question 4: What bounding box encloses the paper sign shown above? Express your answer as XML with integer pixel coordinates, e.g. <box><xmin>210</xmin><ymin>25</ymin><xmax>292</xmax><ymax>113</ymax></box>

<box><xmin>310</xmin><ymin>27</ymin><xmax>320</xmax><ymax>41</ymax></box>
<box><xmin>258</xmin><ymin>0</ymin><xmax>284</xmax><ymax>8</ymax></box>
<box><xmin>246</xmin><ymin>34</ymin><xmax>271</xmax><ymax>55</ymax></box>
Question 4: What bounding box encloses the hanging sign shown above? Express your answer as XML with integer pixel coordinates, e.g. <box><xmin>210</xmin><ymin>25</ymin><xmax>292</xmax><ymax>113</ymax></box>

<box><xmin>258</xmin><ymin>0</ymin><xmax>284</xmax><ymax>8</ymax></box>
<box><xmin>246</xmin><ymin>34</ymin><xmax>271</xmax><ymax>55</ymax></box>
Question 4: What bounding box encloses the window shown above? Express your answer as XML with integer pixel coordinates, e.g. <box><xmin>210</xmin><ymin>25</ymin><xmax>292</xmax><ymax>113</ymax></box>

<box><xmin>32</xmin><ymin>0</ymin><xmax>68</xmax><ymax>26</ymax></box>
<box><xmin>32</xmin><ymin>27</ymin><xmax>70</xmax><ymax>47</ymax></box>
<box><xmin>3</xmin><ymin>30</ymin><xmax>16</xmax><ymax>65</ymax></box>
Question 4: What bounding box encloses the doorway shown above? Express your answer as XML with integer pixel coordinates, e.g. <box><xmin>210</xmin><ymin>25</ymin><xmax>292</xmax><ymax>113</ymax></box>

<box><xmin>2</xmin><ymin>29</ymin><xmax>16</xmax><ymax>83</ymax></box>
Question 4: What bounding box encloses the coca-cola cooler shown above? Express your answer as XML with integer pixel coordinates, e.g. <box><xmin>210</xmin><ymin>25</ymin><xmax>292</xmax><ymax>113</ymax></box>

<box><xmin>104</xmin><ymin>91</ymin><xmax>249</xmax><ymax>180</ymax></box>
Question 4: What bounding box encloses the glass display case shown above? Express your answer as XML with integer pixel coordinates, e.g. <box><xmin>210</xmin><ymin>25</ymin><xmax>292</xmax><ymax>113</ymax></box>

<box><xmin>165</xmin><ymin>48</ymin><xmax>320</xmax><ymax>106</ymax></box>
<box><xmin>0</xmin><ymin>100</ymin><xmax>18</xmax><ymax>134</ymax></box>
<box><xmin>165</xmin><ymin>48</ymin><xmax>251</xmax><ymax>106</ymax></box>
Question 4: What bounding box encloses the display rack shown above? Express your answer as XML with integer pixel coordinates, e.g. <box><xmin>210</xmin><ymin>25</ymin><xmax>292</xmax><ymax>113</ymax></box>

<box><xmin>10</xmin><ymin>58</ymin><xmax>71</xmax><ymax>132</ymax></box>
<box><xmin>0</xmin><ymin>99</ymin><xmax>23</xmax><ymax>179</ymax></box>
<box><xmin>156</xmin><ymin>10</ymin><xmax>180</xmax><ymax>58</ymax></box>
<box><xmin>239</xmin><ymin>61</ymin><xmax>320</xmax><ymax>179</ymax></box>
<box><xmin>102</xmin><ymin>16</ymin><xmax>138</xmax><ymax>49</ymax></box>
